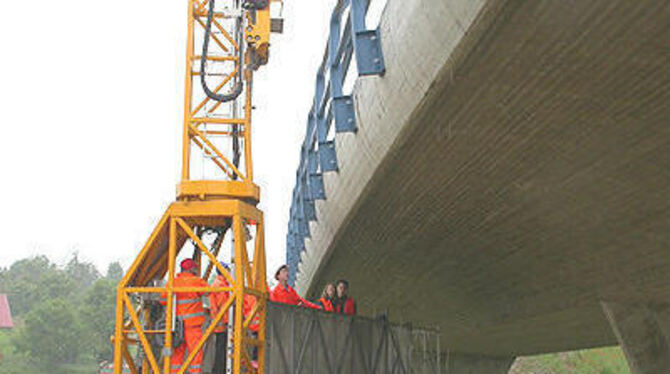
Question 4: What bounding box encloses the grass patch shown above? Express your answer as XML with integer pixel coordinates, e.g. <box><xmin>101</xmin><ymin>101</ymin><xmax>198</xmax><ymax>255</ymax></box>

<box><xmin>510</xmin><ymin>346</ymin><xmax>630</xmax><ymax>374</ymax></box>
<box><xmin>60</xmin><ymin>362</ymin><xmax>99</xmax><ymax>374</ymax></box>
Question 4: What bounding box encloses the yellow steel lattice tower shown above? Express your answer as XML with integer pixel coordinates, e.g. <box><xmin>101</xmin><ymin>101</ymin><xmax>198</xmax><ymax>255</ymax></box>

<box><xmin>113</xmin><ymin>0</ymin><xmax>279</xmax><ymax>373</ymax></box>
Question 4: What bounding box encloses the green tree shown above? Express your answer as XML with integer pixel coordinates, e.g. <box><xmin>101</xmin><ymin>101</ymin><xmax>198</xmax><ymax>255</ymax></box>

<box><xmin>1</xmin><ymin>255</ymin><xmax>123</xmax><ymax>371</ymax></box>
<box><xmin>38</xmin><ymin>270</ymin><xmax>77</xmax><ymax>301</ymax></box>
<box><xmin>0</xmin><ymin>266</ymin><xmax>7</xmax><ymax>288</ymax></box>
<box><xmin>0</xmin><ymin>329</ymin><xmax>34</xmax><ymax>374</ymax></box>
<box><xmin>65</xmin><ymin>253</ymin><xmax>101</xmax><ymax>291</ymax></box>
<box><xmin>0</xmin><ymin>256</ymin><xmax>58</xmax><ymax>317</ymax></box>
<box><xmin>13</xmin><ymin>299</ymin><xmax>83</xmax><ymax>371</ymax></box>
<box><xmin>79</xmin><ymin>278</ymin><xmax>117</xmax><ymax>361</ymax></box>
<box><xmin>105</xmin><ymin>262</ymin><xmax>124</xmax><ymax>282</ymax></box>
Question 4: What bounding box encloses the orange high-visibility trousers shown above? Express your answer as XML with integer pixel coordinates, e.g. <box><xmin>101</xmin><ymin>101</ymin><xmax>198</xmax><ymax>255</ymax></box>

<box><xmin>170</xmin><ymin>325</ymin><xmax>204</xmax><ymax>374</ymax></box>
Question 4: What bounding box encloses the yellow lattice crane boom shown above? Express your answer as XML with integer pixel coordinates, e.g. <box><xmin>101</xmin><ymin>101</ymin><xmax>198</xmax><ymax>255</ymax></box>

<box><xmin>113</xmin><ymin>0</ymin><xmax>281</xmax><ymax>373</ymax></box>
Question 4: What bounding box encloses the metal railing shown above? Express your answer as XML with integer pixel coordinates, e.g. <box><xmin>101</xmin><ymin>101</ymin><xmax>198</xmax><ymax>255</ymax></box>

<box><xmin>285</xmin><ymin>0</ymin><xmax>386</xmax><ymax>285</ymax></box>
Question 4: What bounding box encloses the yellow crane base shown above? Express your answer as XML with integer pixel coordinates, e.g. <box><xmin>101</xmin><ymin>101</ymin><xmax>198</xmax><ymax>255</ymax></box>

<box><xmin>113</xmin><ymin>198</ymin><xmax>267</xmax><ymax>374</ymax></box>
<box><xmin>177</xmin><ymin>180</ymin><xmax>261</xmax><ymax>203</ymax></box>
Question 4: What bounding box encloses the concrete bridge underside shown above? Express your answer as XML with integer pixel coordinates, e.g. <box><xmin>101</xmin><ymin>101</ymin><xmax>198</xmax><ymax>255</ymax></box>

<box><xmin>294</xmin><ymin>0</ymin><xmax>670</xmax><ymax>368</ymax></box>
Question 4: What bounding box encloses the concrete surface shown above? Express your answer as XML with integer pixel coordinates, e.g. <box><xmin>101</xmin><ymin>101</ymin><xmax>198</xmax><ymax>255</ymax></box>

<box><xmin>602</xmin><ymin>302</ymin><xmax>670</xmax><ymax>374</ymax></box>
<box><xmin>295</xmin><ymin>0</ymin><xmax>670</xmax><ymax>357</ymax></box>
<box><xmin>446</xmin><ymin>353</ymin><xmax>515</xmax><ymax>374</ymax></box>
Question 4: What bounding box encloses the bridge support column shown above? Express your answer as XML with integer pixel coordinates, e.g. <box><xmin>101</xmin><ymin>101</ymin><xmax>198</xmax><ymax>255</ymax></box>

<box><xmin>445</xmin><ymin>352</ymin><xmax>515</xmax><ymax>374</ymax></box>
<box><xmin>601</xmin><ymin>301</ymin><xmax>670</xmax><ymax>374</ymax></box>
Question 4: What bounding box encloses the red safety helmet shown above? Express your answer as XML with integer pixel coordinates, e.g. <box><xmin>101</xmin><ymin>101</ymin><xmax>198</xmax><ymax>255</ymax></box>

<box><xmin>180</xmin><ymin>258</ymin><xmax>197</xmax><ymax>271</ymax></box>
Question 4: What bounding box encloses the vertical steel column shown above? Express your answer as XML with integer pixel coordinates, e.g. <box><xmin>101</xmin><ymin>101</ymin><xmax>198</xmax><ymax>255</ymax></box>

<box><xmin>243</xmin><ymin>75</ymin><xmax>254</xmax><ymax>180</ymax></box>
<box><xmin>255</xmin><ymin>218</ymin><xmax>268</xmax><ymax>372</ymax></box>
<box><xmin>113</xmin><ymin>286</ymin><xmax>124</xmax><ymax>373</ymax></box>
<box><xmin>163</xmin><ymin>218</ymin><xmax>177</xmax><ymax>373</ymax></box>
<box><xmin>181</xmin><ymin>0</ymin><xmax>195</xmax><ymax>181</ymax></box>
<box><xmin>233</xmin><ymin>214</ymin><xmax>245</xmax><ymax>374</ymax></box>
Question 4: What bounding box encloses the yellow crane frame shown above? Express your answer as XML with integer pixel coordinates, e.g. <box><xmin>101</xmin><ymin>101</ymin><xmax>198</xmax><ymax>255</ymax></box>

<box><xmin>113</xmin><ymin>0</ymin><xmax>274</xmax><ymax>373</ymax></box>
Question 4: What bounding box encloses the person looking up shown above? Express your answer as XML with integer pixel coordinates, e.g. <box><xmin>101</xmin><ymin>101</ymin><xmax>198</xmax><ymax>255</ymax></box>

<box><xmin>270</xmin><ymin>265</ymin><xmax>320</xmax><ymax>309</ymax></box>
<box><xmin>316</xmin><ymin>283</ymin><xmax>335</xmax><ymax>312</ymax></box>
<box><xmin>333</xmin><ymin>279</ymin><xmax>356</xmax><ymax>316</ymax></box>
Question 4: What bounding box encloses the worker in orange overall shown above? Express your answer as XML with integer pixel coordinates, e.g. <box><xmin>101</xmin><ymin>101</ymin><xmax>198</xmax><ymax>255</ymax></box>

<box><xmin>270</xmin><ymin>265</ymin><xmax>320</xmax><ymax>309</ymax></box>
<box><xmin>161</xmin><ymin>258</ymin><xmax>209</xmax><ymax>374</ymax></box>
<box><xmin>208</xmin><ymin>261</ymin><xmax>231</xmax><ymax>374</ymax></box>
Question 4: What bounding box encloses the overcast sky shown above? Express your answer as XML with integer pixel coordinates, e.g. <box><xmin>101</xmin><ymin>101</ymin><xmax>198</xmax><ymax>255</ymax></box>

<box><xmin>0</xmin><ymin>0</ymin><xmax>343</xmax><ymax>275</ymax></box>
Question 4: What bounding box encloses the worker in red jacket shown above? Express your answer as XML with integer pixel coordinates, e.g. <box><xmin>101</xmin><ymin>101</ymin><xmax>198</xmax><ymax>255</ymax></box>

<box><xmin>270</xmin><ymin>265</ymin><xmax>320</xmax><ymax>309</ymax></box>
<box><xmin>333</xmin><ymin>279</ymin><xmax>356</xmax><ymax>316</ymax></box>
<box><xmin>160</xmin><ymin>259</ymin><xmax>209</xmax><ymax>374</ymax></box>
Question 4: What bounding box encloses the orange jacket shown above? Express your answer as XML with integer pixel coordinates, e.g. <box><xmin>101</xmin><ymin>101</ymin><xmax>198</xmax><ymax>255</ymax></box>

<box><xmin>243</xmin><ymin>294</ymin><xmax>260</xmax><ymax>332</ymax></box>
<box><xmin>245</xmin><ymin>284</ymin><xmax>271</xmax><ymax>332</ymax></box>
<box><xmin>244</xmin><ymin>284</ymin><xmax>271</xmax><ymax>333</ymax></box>
<box><xmin>161</xmin><ymin>272</ymin><xmax>209</xmax><ymax>327</ymax></box>
<box><xmin>270</xmin><ymin>283</ymin><xmax>320</xmax><ymax>309</ymax></box>
<box><xmin>210</xmin><ymin>275</ymin><xmax>264</xmax><ymax>333</ymax></box>
<box><xmin>208</xmin><ymin>275</ymin><xmax>231</xmax><ymax>333</ymax></box>
<box><xmin>316</xmin><ymin>297</ymin><xmax>334</xmax><ymax>312</ymax></box>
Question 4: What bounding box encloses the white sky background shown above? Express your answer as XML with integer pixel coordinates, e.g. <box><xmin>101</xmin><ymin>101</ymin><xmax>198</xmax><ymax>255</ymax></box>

<box><xmin>0</xmin><ymin>0</ymin><xmax>342</xmax><ymax>275</ymax></box>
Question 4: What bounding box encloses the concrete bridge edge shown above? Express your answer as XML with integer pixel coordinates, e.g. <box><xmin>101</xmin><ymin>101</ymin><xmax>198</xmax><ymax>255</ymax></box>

<box><xmin>601</xmin><ymin>301</ymin><xmax>670</xmax><ymax>374</ymax></box>
<box><xmin>295</xmin><ymin>0</ymin><xmax>516</xmax><ymax>295</ymax></box>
